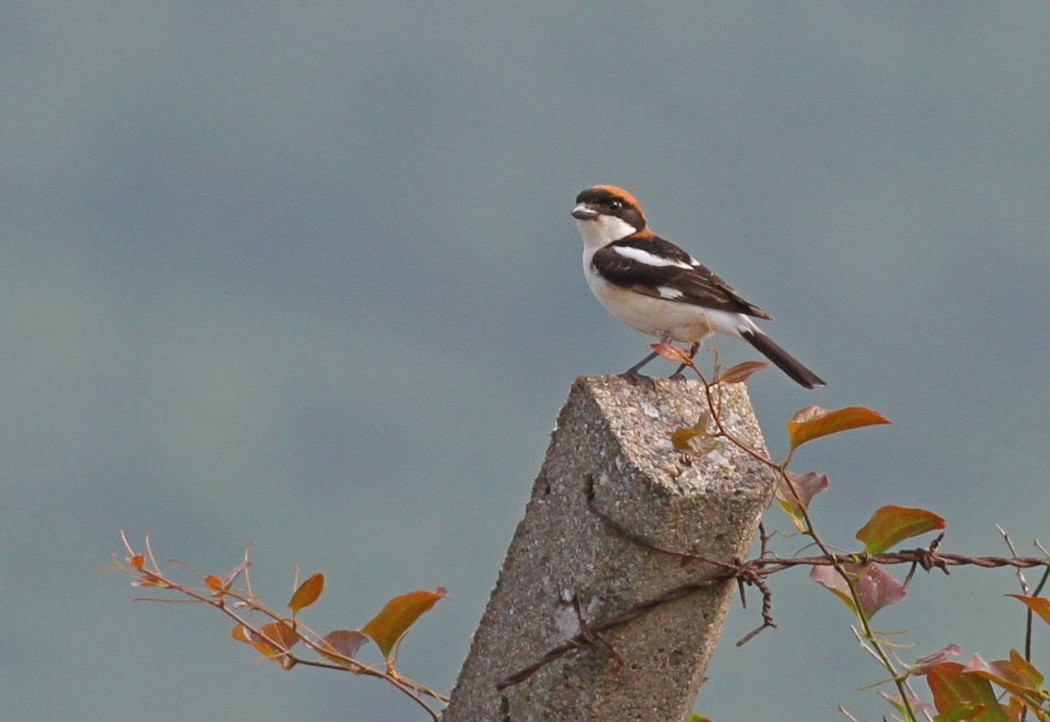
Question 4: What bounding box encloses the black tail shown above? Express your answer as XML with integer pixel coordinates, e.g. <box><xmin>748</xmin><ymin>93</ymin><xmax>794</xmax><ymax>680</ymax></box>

<box><xmin>740</xmin><ymin>329</ymin><xmax>825</xmax><ymax>389</ymax></box>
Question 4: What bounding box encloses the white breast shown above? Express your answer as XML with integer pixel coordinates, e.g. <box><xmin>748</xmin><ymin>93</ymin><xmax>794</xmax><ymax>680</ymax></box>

<box><xmin>581</xmin><ymin>241</ymin><xmax>753</xmax><ymax>344</ymax></box>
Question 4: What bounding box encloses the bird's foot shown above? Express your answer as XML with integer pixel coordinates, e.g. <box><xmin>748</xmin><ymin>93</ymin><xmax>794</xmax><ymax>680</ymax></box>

<box><xmin>620</xmin><ymin>369</ymin><xmax>656</xmax><ymax>388</ymax></box>
<box><xmin>668</xmin><ymin>361</ymin><xmax>692</xmax><ymax>380</ymax></box>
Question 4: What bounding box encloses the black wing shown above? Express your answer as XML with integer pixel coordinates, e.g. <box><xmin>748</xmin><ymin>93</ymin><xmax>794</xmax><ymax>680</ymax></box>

<box><xmin>592</xmin><ymin>235</ymin><xmax>773</xmax><ymax>320</ymax></box>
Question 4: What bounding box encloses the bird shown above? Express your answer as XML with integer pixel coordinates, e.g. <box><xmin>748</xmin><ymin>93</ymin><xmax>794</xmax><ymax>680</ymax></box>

<box><xmin>571</xmin><ymin>184</ymin><xmax>825</xmax><ymax>388</ymax></box>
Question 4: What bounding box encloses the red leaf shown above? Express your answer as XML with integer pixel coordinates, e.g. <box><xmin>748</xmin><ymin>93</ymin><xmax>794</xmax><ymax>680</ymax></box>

<box><xmin>963</xmin><ymin>650</ymin><xmax>1045</xmax><ymax>700</ymax></box>
<box><xmin>361</xmin><ymin>588</ymin><xmax>448</xmax><ymax>660</ymax></box>
<box><xmin>649</xmin><ymin>342</ymin><xmax>694</xmax><ymax>367</ymax></box>
<box><xmin>288</xmin><ymin>572</ymin><xmax>325</xmax><ymax>614</ymax></box>
<box><xmin>907</xmin><ymin>644</ymin><xmax>963</xmax><ymax>675</ymax></box>
<box><xmin>774</xmin><ymin>471</ymin><xmax>829</xmax><ymax>530</ymax></box>
<box><xmin>318</xmin><ymin>629</ymin><xmax>370</xmax><ymax>664</ymax></box>
<box><xmin>716</xmin><ymin>360</ymin><xmax>772</xmax><ymax>385</ymax></box>
<box><xmin>1003</xmin><ymin>649</ymin><xmax>1044</xmax><ymax>698</ymax></box>
<box><xmin>787</xmin><ymin>406</ymin><xmax>890</xmax><ymax>450</ymax></box>
<box><xmin>1007</xmin><ymin>594</ymin><xmax>1050</xmax><ymax>626</ymax></box>
<box><xmin>810</xmin><ymin>564</ymin><xmax>856</xmax><ymax>612</ymax></box>
<box><xmin>855</xmin><ymin>505</ymin><xmax>945</xmax><ymax>555</ymax></box>
<box><xmin>810</xmin><ymin>562</ymin><xmax>906</xmax><ymax>618</ymax></box>
<box><xmin>927</xmin><ymin>661</ymin><xmax>1010</xmax><ymax>722</ymax></box>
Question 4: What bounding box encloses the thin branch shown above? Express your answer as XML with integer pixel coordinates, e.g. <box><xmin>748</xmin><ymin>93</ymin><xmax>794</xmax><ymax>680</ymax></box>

<box><xmin>108</xmin><ymin>538</ymin><xmax>444</xmax><ymax>720</ymax></box>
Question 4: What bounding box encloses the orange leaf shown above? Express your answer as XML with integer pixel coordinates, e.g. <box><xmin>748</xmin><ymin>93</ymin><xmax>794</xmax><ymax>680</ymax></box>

<box><xmin>787</xmin><ymin>406</ymin><xmax>890</xmax><ymax>450</ymax></box>
<box><xmin>231</xmin><ymin>622</ymin><xmax>299</xmax><ymax>668</ymax></box>
<box><xmin>1007</xmin><ymin>595</ymin><xmax>1050</xmax><ymax>626</ymax></box>
<box><xmin>649</xmin><ymin>342</ymin><xmax>694</xmax><ymax>367</ymax></box>
<box><xmin>205</xmin><ymin>575</ymin><xmax>227</xmax><ymax>593</ymax></box>
<box><xmin>855</xmin><ymin>505</ymin><xmax>945</xmax><ymax>555</ymax></box>
<box><xmin>130</xmin><ymin>573</ymin><xmax>168</xmax><ymax>588</ymax></box>
<box><xmin>927</xmin><ymin>661</ymin><xmax>1010</xmax><ymax>721</ymax></box>
<box><xmin>671</xmin><ymin>427</ymin><xmax>718</xmax><ymax>454</ymax></box>
<box><xmin>717</xmin><ymin>360</ymin><xmax>772</xmax><ymax>385</ymax></box>
<box><xmin>361</xmin><ymin>588</ymin><xmax>447</xmax><ymax>659</ymax></box>
<box><xmin>289</xmin><ymin>572</ymin><xmax>324</xmax><ymax>614</ymax></box>
<box><xmin>259</xmin><ymin>621</ymin><xmax>299</xmax><ymax>650</ymax></box>
<box><xmin>231</xmin><ymin>624</ymin><xmax>253</xmax><ymax>644</ymax></box>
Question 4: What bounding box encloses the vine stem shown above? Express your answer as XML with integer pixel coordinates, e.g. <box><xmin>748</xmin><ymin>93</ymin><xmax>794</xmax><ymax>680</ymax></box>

<box><xmin>682</xmin><ymin>354</ymin><xmax>921</xmax><ymax>722</ymax></box>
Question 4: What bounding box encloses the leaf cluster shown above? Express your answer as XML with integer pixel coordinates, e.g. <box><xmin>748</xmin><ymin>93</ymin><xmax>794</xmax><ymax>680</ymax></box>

<box><xmin>108</xmin><ymin>342</ymin><xmax>1050</xmax><ymax>721</ymax></box>
<box><xmin>651</xmin><ymin>342</ymin><xmax>1050</xmax><ymax>722</ymax></box>
<box><xmin>107</xmin><ymin>533</ymin><xmax>447</xmax><ymax>719</ymax></box>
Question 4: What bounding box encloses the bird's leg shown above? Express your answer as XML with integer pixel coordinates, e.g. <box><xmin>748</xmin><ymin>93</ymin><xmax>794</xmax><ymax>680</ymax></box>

<box><xmin>623</xmin><ymin>332</ymin><xmax>685</xmax><ymax>384</ymax></box>
<box><xmin>621</xmin><ymin>350</ymin><xmax>659</xmax><ymax>383</ymax></box>
<box><xmin>669</xmin><ymin>342</ymin><xmax>701</xmax><ymax>379</ymax></box>
<box><xmin>622</xmin><ymin>331</ymin><xmax>676</xmax><ymax>379</ymax></box>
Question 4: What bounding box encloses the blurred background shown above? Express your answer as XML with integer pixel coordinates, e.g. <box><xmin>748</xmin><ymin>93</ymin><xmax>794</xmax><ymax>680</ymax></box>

<box><xmin>2</xmin><ymin>4</ymin><xmax>1048</xmax><ymax>720</ymax></box>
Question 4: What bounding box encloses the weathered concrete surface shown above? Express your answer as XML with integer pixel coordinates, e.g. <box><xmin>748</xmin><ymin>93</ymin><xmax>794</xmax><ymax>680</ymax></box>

<box><xmin>443</xmin><ymin>375</ymin><xmax>778</xmax><ymax>722</ymax></box>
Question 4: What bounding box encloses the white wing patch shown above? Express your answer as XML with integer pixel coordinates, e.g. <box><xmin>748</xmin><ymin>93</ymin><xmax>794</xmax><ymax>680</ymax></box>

<box><xmin>612</xmin><ymin>245</ymin><xmax>694</xmax><ymax>270</ymax></box>
<box><xmin>657</xmin><ymin>286</ymin><xmax>685</xmax><ymax>300</ymax></box>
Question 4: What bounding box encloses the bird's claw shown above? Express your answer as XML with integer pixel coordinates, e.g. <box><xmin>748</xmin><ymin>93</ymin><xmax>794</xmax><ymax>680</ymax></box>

<box><xmin>620</xmin><ymin>369</ymin><xmax>657</xmax><ymax>388</ymax></box>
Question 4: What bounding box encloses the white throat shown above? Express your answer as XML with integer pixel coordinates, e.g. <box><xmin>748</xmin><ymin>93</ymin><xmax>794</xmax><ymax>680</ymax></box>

<box><xmin>575</xmin><ymin>215</ymin><xmax>637</xmax><ymax>252</ymax></box>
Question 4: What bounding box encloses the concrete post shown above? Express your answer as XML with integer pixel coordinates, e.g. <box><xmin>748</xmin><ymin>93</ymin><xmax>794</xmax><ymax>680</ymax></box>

<box><xmin>443</xmin><ymin>375</ymin><xmax>778</xmax><ymax>722</ymax></box>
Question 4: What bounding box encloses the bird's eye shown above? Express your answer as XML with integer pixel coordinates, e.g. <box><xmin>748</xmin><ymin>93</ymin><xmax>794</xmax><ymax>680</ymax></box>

<box><xmin>609</xmin><ymin>200</ymin><xmax>623</xmax><ymax>211</ymax></box>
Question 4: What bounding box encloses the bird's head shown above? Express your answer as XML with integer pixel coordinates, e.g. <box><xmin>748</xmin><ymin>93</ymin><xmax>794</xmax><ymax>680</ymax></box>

<box><xmin>572</xmin><ymin>185</ymin><xmax>648</xmax><ymax>246</ymax></box>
